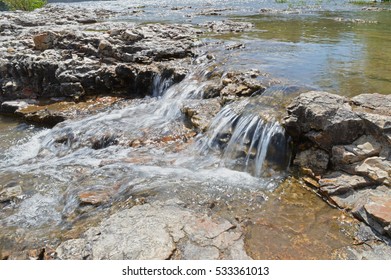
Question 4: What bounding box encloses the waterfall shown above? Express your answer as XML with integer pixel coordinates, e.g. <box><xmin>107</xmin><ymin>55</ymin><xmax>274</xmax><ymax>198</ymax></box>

<box><xmin>198</xmin><ymin>98</ymin><xmax>291</xmax><ymax>177</ymax></box>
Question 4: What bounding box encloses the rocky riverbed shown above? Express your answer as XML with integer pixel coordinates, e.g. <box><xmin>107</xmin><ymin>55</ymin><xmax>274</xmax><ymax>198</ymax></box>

<box><xmin>1</xmin><ymin>3</ymin><xmax>391</xmax><ymax>260</ymax></box>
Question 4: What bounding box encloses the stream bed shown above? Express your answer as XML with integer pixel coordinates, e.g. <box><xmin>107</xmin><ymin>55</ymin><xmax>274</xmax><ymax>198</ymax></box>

<box><xmin>0</xmin><ymin>0</ymin><xmax>390</xmax><ymax>259</ymax></box>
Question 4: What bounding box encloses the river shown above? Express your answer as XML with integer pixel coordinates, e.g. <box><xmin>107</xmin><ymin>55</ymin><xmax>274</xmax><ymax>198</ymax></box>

<box><xmin>0</xmin><ymin>0</ymin><xmax>390</xmax><ymax>259</ymax></box>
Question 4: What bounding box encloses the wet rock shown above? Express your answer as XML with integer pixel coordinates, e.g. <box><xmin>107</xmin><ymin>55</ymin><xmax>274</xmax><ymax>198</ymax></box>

<box><xmin>0</xmin><ymin>99</ymin><xmax>37</xmax><ymax>114</ymax></box>
<box><xmin>200</xmin><ymin>20</ymin><xmax>254</xmax><ymax>33</ymax></box>
<box><xmin>318</xmin><ymin>172</ymin><xmax>373</xmax><ymax>196</ymax></box>
<box><xmin>13</xmin><ymin>97</ymin><xmax>129</xmax><ymax>126</ymax></box>
<box><xmin>0</xmin><ymin>185</ymin><xmax>22</xmax><ymax>203</ymax></box>
<box><xmin>78</xmin><ymin>190</ymin><xmax>111</xmax><ymax>206</ymax></box>
<box><xmin>56</xmin><ymin>200</ymin><xmax>250</xmax><ymax>260</ymax></box>
<box><xmin>293</xmin><ymin>147</ymin><xmax>329</xmax><ymax>174</ymax></box>
<box><xmin>219</xmin><ymin>71</ymin><xmax>266</xmax><ymax>103</ymax></box>
<box><xmin>181</xmin><ymin>99</ymin><xmax>221</xmax><ymax>131</ymax></box>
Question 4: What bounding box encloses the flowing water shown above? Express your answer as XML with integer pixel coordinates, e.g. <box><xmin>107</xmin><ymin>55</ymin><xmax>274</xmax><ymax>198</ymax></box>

<box><xmin>1</xmin><ymin>0</ymin><xmax>390</xmax><ymax>258</ymax></box>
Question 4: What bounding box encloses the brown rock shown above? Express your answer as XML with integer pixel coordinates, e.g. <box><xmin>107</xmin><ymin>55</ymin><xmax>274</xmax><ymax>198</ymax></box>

<box><xmin>78</xmin><ymin>190</ymin><xmax>111</xmax><ymax>206</ymax></box>
<box><xmin>364</xmin><ymin>196</ymin><xmax>391</xmax><ymax>227</ymax></box>
<box><xmin>284</xmin><ymin>91</ymin><xmax>365</xmax><ymax>150</ymax></box>
<box><xmin>319</xmin><ymin>172</ymin><xmax>373</xmax><ymax>196</ymax></box>
<box><xmin>355</xmin><ymin>157</ymin><xmax>391</xmax><ymax>186</ymax></box>
<box><xmin>33</xmin><ymin>31</ymin><xmax>58</xmax><ymax>51</ymax></box>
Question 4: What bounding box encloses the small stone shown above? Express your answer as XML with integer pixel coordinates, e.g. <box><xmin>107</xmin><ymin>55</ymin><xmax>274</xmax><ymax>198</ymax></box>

<box><xmin>33</xmin><ymin>31</ymin><xmax>58</xmax><ymax>51</ymax></box>
<box><xmin>78</xmin><ymin>190</ymin><xmax>111</xmax><ymax>206</ymax></box>
<box><xmin>0</xmin><ymin>185</ymin><xmax>23</xmax><ymax>203</ymax></box>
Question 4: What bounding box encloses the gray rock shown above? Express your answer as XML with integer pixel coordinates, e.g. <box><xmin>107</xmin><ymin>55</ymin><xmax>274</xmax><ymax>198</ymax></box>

<box><xmin>293</xmin><ymin>147</ymin><xmax>329</xmax><ymax>174</ymax></box>
<box><xmin>332</xmin><ymin>135</ymin><xmax>382</xmax><ymax>166</ymax></box>
<box><xmin>318</xmin><ymin>172</ymin><xmax>373</xmax><ymax>196</ymax></box>
<box><xmin>182</xmin><ymin>243</ymin><xmax>220</xmax><ymax>260</ymax></box>
<box><xmin>56</xmin><ymin>200</ymin><xmax>250</xmax><ymax>260</ymax></box>
<box><xmin>286</xmin><ymin>91</ymin><xmax>391</xmax><ymax>240</ymax></box>
<box><xmin>0</xmin><ymin>99</ymin><xmax>37</xmax><ymax>114</ymax></box>
<box><xmin>0</xmin><ymin>185</ymin><xmax>23</xmax><ymax>202</ymax></box>
<box><xmin>355</xmin><ymin>157</ymin><xmax>391</xmax><ymax>186</ymax></box>
<box><xmin>284</xmin><ymin>91</ymin><xmax>365</xmax><ymax>151</ymax></box>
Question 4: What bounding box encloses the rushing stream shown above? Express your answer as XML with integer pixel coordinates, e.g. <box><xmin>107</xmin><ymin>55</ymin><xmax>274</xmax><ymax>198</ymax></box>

<box><xmin>0</xmin><ymin>0</ymin><xmax>390</xmax><ymax>259</ymax></box>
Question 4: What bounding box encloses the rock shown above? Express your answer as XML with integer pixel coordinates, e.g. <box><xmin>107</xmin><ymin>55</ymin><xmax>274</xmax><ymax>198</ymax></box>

<box><xmin>285</xmin><ymin>91</ymin><xmax>391</xmax><ymax>239</ymax></box>
<box><xmin>55</xmin><ymin>239</ymin><xmax>91</xmax><ymax>260</ymax></box>
<box><xmin>318</xmin><ymin>172</ymin><xmax>373</xmax><ymax>196</ymax></box>
<box><xmin>56</xmin><ymin>200</ymin><xmax>250</xmax><ymax>260</ymax></box>
<box><xmin>200</xmin><ymin>20</ymin><xmax>254</xmax><ymax>33</ymax></box>
<box><xmin>78</xmin><ymin>190</ymin><xmax>111</xmax><ymax>206</ymax></box>
<box><xmin>355</xmin><ymin>157</ymin><xmax>391</xmax><ymax>186</ymax></box>
<box><xmin>351</xmin><ymin>93</ymin><xmax>391</xmax><ymax>116</ymax></box>
<box><xmin>284</xmin><ymin>91</ymin><xmax>365</xmax><ymax>151</ymax></box>
<box><xmin>352</xmin><ymin>194</ymin><xmax>391</xmax><ymax>238</ymax></box>
<box><xmin>33</xmin><ymin>31</ymin><xmax>58</xmax><ymax>51</ymax></box>
<box><xmin>182</xmin><ymin>243</ymin><xmax>219</xmax><ymax>260</ymax></box>
<box><xmin>1</xmin><ymin>14</ymin><xmax>198</xmax><ymax>103</ymax></box>
<box><xmin>364</xmin><ymin>196</ymin><xmax>391</xmax><ymax>228</ymax></box>
<box><xmin>121</xmin><ymin>29</ymin><xmax>143</xmax><ymax>42</ymax></box>
<box><xmin>0</xmin><ymin>185</ymin><xmax>23</xmax><ymax>203</ymax></box>
<box><xmin>332</xmin><ymin>135</ymin><xmax>382</xmax><ymax>166</ymax></box>
<box><xmin>0</xmin><ymin>99</ymin><xmax>37</xmax><ymax>114</ymax></box>
<box><xmin>293</xmin><ymin>147</ymin><xmax>329</xmax><ymax>174</ymax></box>
<box><xmin>181</xmin><ymin>99</ymin><xmax>222</xmax><ymax>131</ymax></box>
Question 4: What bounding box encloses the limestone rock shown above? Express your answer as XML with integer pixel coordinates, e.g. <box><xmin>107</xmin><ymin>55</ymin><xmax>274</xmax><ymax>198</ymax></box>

<box><xmin>318</xmin><ymin>172</ymin><xmax>373</xmax><ymax>196</ymax></box>
<box><xmin>182</xmin><ymin>243</ymin><xmax>219</xmax><ymax>260</ymax></box>
<box><xmin>33</xmin><ymin>31</ymin><xmax>58</xmax><ymax>51</ymax></box>
<box><xmin>355</xmin><ymin>157</ymin><xmax>391</xmax><ymax>186</ymax></box>
<box><xmin>293</xmin><ymin>147</ymin><xmax>329</xmax><ymax>174</ymax></box>
<box><xmin>181</xmin><ymin>99</ymin><xmax>222</xmax><ymax>131</ymax></box>
<box><xmin>332</xmin><ymin>135</ymin><xmax>382</xmax><ymax>166</ymax></box>
<box><xmin>284</xmin><ymin>91</ymin><xmax>365</xmax><ymax>150</ymax></box>
<box><xmin>56</xmin><ymin>200</ymin><xmax>250</xmax><ymax>260</ymax></box>
<box><xmin>0</xmin><ymin>185</ymin><xmax>23</xmax><ymax>203</ymax></box>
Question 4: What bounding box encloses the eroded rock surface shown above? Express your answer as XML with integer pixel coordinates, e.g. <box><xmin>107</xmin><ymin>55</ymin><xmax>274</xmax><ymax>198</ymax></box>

<box><xmin>56</xmin><ymin>200</ymin><xmax>250</xmax><ymax>260</ymax></box>
<box><xmin>284</xmin><ymin>91</ymin><xmax>391</xmax><ymax>239</ymax></box>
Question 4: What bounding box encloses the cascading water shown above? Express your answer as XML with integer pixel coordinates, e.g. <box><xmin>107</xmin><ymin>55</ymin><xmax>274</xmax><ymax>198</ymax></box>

<box><xmin>197</xmin><ymin>94</ymin><xmax>291</xmax><ymax>177</ymax></box>
<box><xmin>0</xmin><ymin>57</ymin><xmax>293</xmax><ymax>255</ymax></box>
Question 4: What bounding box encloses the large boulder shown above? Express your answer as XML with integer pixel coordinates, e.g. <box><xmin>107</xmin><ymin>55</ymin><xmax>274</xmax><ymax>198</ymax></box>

<box><xmin>284</xmin><ymin>91</ymin><xmax>391</xmax><ymax>238</ymax></box>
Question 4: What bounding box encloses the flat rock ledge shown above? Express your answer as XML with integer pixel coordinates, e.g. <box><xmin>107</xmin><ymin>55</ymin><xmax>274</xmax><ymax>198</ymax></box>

<box><xmin>55</xmin><ymin>199</ymin><xmax>251</xmax><ymax>260</ymax></box>
<box><xmin>284</xmin><ymin>91</ymin><xmax>391</xmax><ymax>239</ymax></box>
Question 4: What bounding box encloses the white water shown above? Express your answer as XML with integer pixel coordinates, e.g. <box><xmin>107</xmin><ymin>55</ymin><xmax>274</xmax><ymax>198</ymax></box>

<box><xmin>0</xmin><ymin>57</ymin><xmax>289</xmax><ymax>250</ymax></box>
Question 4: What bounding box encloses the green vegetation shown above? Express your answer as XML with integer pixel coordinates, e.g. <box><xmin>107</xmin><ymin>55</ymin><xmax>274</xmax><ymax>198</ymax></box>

<box><xmin>1</xmin><ymin>0</ymin><xmax>47</xmax><ymax>11</ymax></box>
<box><xmin>350</xmin><ymin>0</ymin><xmax>390</xmax><ymax>4</ymax></box>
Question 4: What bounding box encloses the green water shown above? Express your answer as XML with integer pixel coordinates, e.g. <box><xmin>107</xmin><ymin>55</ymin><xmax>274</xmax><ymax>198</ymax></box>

<box><xmin>209</xmin><ymin>10</ymin><xmax>391</xmax><ymax>96</ymax></box>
